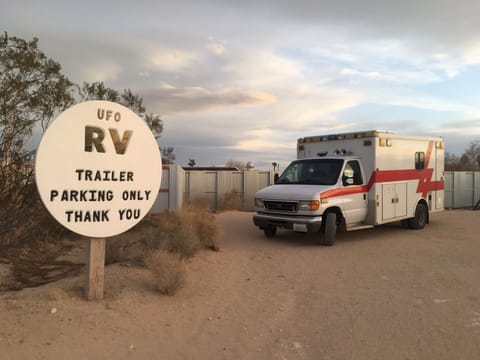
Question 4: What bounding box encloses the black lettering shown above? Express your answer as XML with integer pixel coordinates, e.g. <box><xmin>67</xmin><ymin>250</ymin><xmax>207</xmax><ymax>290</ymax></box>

<box><xmin>66</xmin><ymin>209</ymin><xmax>110</xmax><ymax>222</ymax></box>
<box><xmin>114</xmin><ymin>112</ymin><xmax>121</xmax><ymax>122</ymax></box>
<box><xmin>118</xmin><ymin>208</ymin><xmax>140</xmax><ymax>220</ymax></box>
<box><xmin>74</xmin><ymin>169</ymin><xmax>134</xmax><ymax>182</ymax></box>
<box><xmin>75</xmin><ymin>169</ymin><xmax>84</xmax><ymax>181</ymax></box>
<box><xmin>97</xmin><ymin>108</ymin><xmax>105</xmax><ymax>120</ymax></box>
<box><xmin>50</xmin><ymin>190</ymin><xmax>59</xmax><ymax>202</ymax></box>
<box><xmin>145</xmin><ymin>190</ymin><xmax>151</xmax><ymax>200</ymax></box>
<box><xmin>96</xmin><ymin>190</ymin><xmax>104</xmax><ymax>202</ymax></box>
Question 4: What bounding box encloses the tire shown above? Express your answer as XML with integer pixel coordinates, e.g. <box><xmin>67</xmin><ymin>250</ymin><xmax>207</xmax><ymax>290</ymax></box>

<box><xmin>263</xmin><ymin>226</ymin><xmax>277</xmax><ymax>238</ymax></box>
<box><xmin>408</xmin><ymin>203</ymin><xmax>428</xmax><ymax>230</ymax></box>
<box><xmin>321</xmin><ymin>212</ymin><xmax>337</xmax><ymax>246</ymax></box>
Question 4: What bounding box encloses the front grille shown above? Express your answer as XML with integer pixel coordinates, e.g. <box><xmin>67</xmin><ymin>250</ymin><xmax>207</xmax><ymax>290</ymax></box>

<box><xmin>264</xmin><ymin>201</ymin><xmax>298</xmax><ymax>213</ymax></box>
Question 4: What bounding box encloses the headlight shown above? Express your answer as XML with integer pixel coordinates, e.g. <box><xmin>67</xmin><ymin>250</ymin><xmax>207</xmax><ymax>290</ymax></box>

<box><xmin>298</xmin><ymin>200</ymin><xmax>320</xmax><ymax>211</ymax></box>
<box><xmin>255</xmin><ymin>198</ymin><xmax>264</xmax><ymax>208</ymax></box>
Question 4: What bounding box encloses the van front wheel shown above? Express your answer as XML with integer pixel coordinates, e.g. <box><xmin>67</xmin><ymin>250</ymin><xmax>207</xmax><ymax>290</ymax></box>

<box><xmin>321</xmin><ymin>212</ymin><xmax>337</xmax><ymax>246</ymax></box>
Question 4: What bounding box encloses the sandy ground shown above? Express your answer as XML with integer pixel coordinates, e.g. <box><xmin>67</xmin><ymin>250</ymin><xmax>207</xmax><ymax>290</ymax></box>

<box><xmin>1</xmin><ymin>209</ymin><xmax>480</xmax><ymax>360</ymax></box>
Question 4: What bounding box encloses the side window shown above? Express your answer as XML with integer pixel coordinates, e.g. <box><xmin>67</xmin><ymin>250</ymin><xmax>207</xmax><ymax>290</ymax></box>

<box><xmin>415</xmin><ymin>152</ymin><xmax>425</xmax><ymax>170</ymax></box>
<box><xmin>343</xmin><ymin>160</ymin><xmax>363</xmax><ymax>186</ymax></box>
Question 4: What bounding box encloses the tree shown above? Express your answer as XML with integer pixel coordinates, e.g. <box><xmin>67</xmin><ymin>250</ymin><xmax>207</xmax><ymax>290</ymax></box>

<box><xmin>462</xmin><ymin>140</ymin><xmax>480</xmax><ymax>170</ymax></box>
<box><xmin>225</xmin><ymin>160</ymin><xmax>246</xmax><ymax>170</ymax></box>
<box><xmin>79</xmin><ymin>82</ymin><xmax>164</xmax><ymax>139</ymax></box>
<box><xmin>188</xmin><ymin>159</ymin><xmax>196</xmax><ymax>167</ymax></box>
<box><xmin>162</xmin><ymin>146</ymin><xmax>176</xmax><ymax>164</ymax></box>
<box><xmin>1</xmin><ymin>33</ymin><xmax>75</xmax><ymax>164</ymax></box>
<box><xmin>445</xmin><ymin>140</ymin><xmax>480</xmax><ymax>171</ymax></box>
<box><xmin>0</xmin><ymin>33</ymin><xmax>75</xmax><ymax>247</ymax></box>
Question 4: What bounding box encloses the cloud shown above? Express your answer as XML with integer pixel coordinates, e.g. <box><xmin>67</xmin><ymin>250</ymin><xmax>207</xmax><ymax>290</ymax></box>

<box><xmin>435</xmin><ymin>118</ymin><xmax>480</xmax><ymax>134</ymax></box>
<box><xmin>143</xmin><ymin>84</ymin><xmax>276</xmax><ymax>114</ymax></box>
<box><xmin>81</xmin><ymin>62</ymin><xmax>122</xmax><ymax>83</ymax></box>
<box><xmin>4</xmin><ymin>0</ymin><xmax>480</xmax><ymax>167</ymax></box>
<box><xmin>340</xmin><ymin>68</ymin><xmax>383</xmax><ymax>79</ymax></box>
<box><xmin>206</xmin><ymin>37</ymin><xmax>226</xmax><ymax>55</ymax></box>
<box><xmin>151</xmin><ymin>49</ymin><xmax>197</xmax><ymax>71</ymax></box>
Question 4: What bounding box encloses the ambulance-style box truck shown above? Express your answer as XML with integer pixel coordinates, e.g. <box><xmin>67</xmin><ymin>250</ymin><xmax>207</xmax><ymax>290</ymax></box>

<box><xmin>253</xmin><ymin>130</ymin><xmax>445</xmax><ymax>245</ymax></box>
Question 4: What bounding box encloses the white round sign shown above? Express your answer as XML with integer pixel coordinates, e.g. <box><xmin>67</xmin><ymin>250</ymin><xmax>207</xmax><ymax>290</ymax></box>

<box><xmin>35</xmin><ymin>100</ymin><xmax>162</xmax><ymax>238</ymax></box>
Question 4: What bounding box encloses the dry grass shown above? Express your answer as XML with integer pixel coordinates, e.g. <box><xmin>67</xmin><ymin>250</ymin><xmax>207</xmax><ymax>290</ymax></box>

<box><xmin>183</xmin><ymin>204</ymin><xmax>220</xmax><ymax>251</ymax></box>
<box><xmin>145</xmin><ymin>250</ymin><xmax>186</xmax><ymax>295</ymax></box>
<box><xmin>140</xmin><ymin>204</ymin><xmax>220</xmax><ymax>295</ymax></box>
<box><xmin>144</xmin><ymin>203</ymin><xmax>219</xmax><ymax>257</ymax></box>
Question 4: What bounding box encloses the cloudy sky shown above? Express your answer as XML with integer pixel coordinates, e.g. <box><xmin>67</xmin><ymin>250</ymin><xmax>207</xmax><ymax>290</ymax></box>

<box><xmin>3</xmin><ymin>0</ymin><xmax>480</xmax><ymax>169</ymax></box>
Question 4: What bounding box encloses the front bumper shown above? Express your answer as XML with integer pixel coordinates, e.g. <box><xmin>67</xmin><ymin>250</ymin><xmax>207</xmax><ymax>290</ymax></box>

<box><xmin>253</xmin><ymin>211</ymin><xmax>323</xmax><ymax>232</ymax></box>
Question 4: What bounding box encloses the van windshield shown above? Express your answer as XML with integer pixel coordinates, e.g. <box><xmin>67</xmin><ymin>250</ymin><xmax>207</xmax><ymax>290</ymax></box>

<box><xmin>276</xmin><ymin>159</ymin><xmax>344</xmax><ymax>185</ymax></box>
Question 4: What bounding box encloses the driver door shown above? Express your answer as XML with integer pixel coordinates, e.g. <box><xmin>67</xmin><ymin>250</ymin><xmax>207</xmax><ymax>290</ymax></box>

<box><xmin>341</xmin><ymin>160</ymin><xmax>368</xmax><ymax>226</ymax></box>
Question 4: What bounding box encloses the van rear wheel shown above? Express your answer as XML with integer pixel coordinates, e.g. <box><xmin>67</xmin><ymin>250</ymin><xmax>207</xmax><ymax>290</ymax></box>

<box><xmin>408</xmin><ymin>203</ymin><xmax>428</xmax><ymax>229</ymax></box>
<box><xmin>321</xmin><ymin>212</ymin><xmax>337</xmax><ymax>246</ymax></box>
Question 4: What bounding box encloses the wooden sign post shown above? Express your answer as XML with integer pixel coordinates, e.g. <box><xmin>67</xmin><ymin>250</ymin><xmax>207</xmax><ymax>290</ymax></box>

<box><xmin>35</xmin><ymin>101</ymin><xmax>162</xmax><ymax>301</ymax></box>
<box><xmin>86</xmin><ymin>238</ymin><xmax>106</xmax><ymax>301</ymax></box>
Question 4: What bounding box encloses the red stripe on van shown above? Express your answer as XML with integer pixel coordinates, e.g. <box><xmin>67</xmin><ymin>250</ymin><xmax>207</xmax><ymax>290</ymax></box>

<box><xmin>320</xmin><ymin>141</ymin><xmax>444</xmax><ymax>200</ymax></box>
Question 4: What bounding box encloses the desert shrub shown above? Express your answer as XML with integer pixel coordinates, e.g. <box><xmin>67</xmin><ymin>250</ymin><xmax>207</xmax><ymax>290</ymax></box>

<box><xmin>181</xmin><ymin>204</ymin><xmax>219</xmax><ymax>251</ymax></box>
<box><xmin>105</xmin><ymin>238</ymin><xmax>130</xmax><ymax>265</ymax></box>
<box><xmin>146</xmin><ymin>210</ymin><xmax>201</xmax><ymax>258</ymax></box>
<box><xmin>145</xmin><ymin>249</ymin><xmax>186</xmax><ymax>295</ymax></box>
<box><xmin>144</xmin><ymin>204</ymin><xmax>219</xmax><ymax>257</ymax></box>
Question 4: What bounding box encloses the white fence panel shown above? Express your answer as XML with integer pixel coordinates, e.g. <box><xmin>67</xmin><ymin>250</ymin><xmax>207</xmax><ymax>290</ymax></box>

<box><xmin>444</xmin><ymin>171</ymin><xmax>480</xmax><ymax>209</ymax></box>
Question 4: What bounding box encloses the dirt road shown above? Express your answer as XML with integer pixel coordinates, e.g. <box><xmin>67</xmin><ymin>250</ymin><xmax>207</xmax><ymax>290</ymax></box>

<box><xmin>1</xmin><ymin>210</ymin><xmax>480</xmax><ymax>359</ymax></box>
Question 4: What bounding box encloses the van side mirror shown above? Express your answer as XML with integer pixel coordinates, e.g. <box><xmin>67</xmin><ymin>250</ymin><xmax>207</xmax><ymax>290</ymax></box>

<box><xmin>274</xmin><ymin>173</ymin><xmax>279</xmax><ymax>184</ymax></box>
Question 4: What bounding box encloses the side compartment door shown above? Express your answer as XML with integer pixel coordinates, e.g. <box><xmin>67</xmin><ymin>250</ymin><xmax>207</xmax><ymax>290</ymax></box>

<box><xmin>341</xmin><ymin>160</ymin><xmax>368</xmax><ymax>225</ymax></box>
<box><xmin>382</xmin><ymin>182</ymin><xmax>407</xmax><ymax>221</ymax></box>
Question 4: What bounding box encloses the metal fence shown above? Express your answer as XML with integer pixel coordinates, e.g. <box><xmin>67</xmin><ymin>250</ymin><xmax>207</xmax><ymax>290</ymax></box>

<box><xmin>152</xmin><ymin>165</ymin><xmax>273</xmax><ymax>212</ymax></box>
<box><xmin>444</xmin><ymin>171</ymin><xmax>480</xmax><ymax>209</ymax></box>
<box><xmin>152</xmin><ymin>167</ymin><xmax>480</xmax><ymax>212</ymax></box>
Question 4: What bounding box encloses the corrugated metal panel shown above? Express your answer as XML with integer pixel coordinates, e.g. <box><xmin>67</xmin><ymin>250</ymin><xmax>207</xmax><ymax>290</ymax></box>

<box><xmin>160</xmin><ymin>167</ymin><xmax>170</xmax><ymax>190</ymax></box>
<box><xmin>444</xmin><ymin>171</ymin><xmax>480</xmax><ymax>209</ymax></box>
<box><xmin>258</xmin><ymin>171</ymin><xmax>271</xmax><ymax>190</ymax></box>
<box><xmin>454</xmin><ymin>172</ymin><xmax>475</xmax><ymax>208</ymax></box>
<box><xmin>444</xmin><ymin>171</ymin><xmax>454</xmax><ymax>208</ymax></box>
